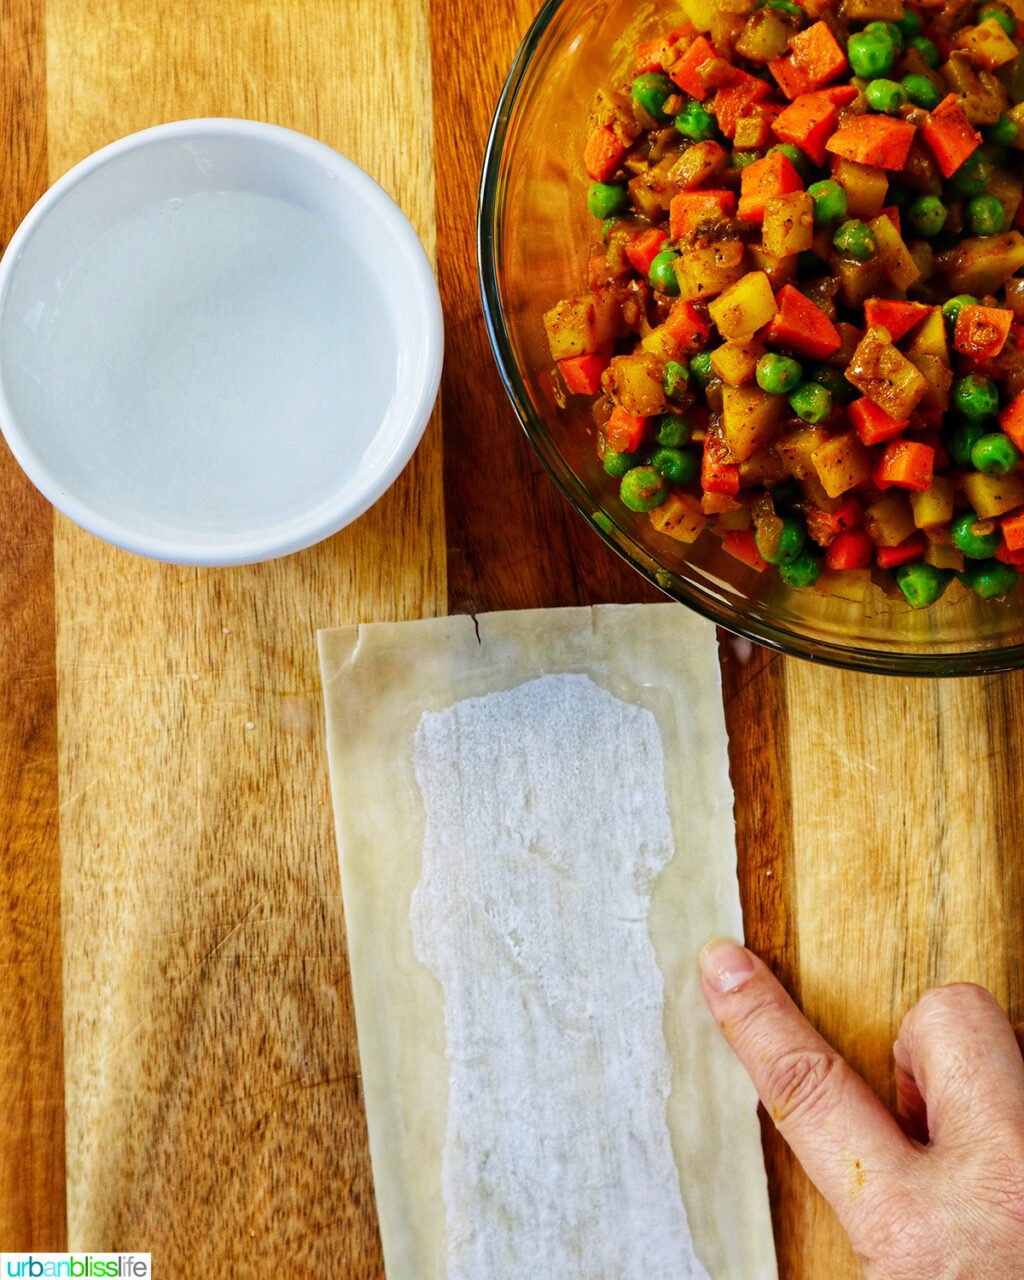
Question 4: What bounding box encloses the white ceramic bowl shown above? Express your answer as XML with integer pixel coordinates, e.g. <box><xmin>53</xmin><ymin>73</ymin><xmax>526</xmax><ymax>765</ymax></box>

<box><xmin>0</xmin><ymin>118</ymin><xmax>443</xmax><ymax>565</ymax></box>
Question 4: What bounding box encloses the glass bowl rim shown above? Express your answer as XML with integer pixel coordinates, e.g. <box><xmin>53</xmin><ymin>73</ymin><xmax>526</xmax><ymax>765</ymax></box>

<box><xmin>476</xmin><ymin>0</ymin><xmax>1024</xmax><ymax>676</ymax></box>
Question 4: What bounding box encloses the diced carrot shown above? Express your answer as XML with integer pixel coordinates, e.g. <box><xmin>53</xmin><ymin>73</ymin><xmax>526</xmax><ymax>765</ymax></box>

<box><xmin>584</xmin><ymin>124</ymin><xmax>626</xmax><ymax>182</ymax></box>
<box><xmin>920</xmin><ymin>95</ymin><xmax>981</xmax><ymax>179</ymax></box>
<box><xmin>825</xmin><ymin>115</ymin><xmax>917</xmax><ymax>170</ymax></box>
<box><xmin>824</xmin><ymin>527</ymin><xmax>874</xmax><ymax>570</ymax></box>
<box><xmin>873</xmin><ymin>440</ymin><xmax>935</xmax><ymax>492</ymax></box>
<box><xmin>669</xmin><ymin>189</ymin><xmax>737</xmax><ymax>240</ymax></box>
<box><xmin>606</xmin><ymin>406</ymin><xmax>648</xmax><ymax>453</ymax></box>
<box><xmin>625</xmin><ymin>227</ymin><xmax>668</xmax><ymax>276</ymax></box>
<box><xmin>876</xmin><ymin>533</ymin><xmax>927</xmax><ymax>569</ymax></box>
<box><xmin>722</xmin><ymin>527</ymin><xmax>769</xmax><ymax>571</ymax></box>
<box><xmin>669</xmin><ymin>35</ymin><xmax>717</xmax><ymax>100</ymax></box>
<box><xmin>771</xmin><ymin>89</ymin><xmax>850</xmax><ymax>166</ymax></box>
<box><xmin>862</xmin><ymin>298</ymin><xmax>928</xmax><ymax>343</ymax></box>
<box><xmin>763</xmin><ymin>284</ymin><xmax>842</xmax><ymax>359</ymax></box>
<box><xmin>635</xmin><ymin>30</ymin><xmax>685</xmax><ymax>73</ymax></box>
<box><xmin>702</xmin><ymin>432</ymin><xmax>741</xmax><ymax>496</ymax></box>
<box><xmin>558</xmin><ymin>348</ymin><xmax>611</xmax><ymax>397</ymax></box>
<box><xmin>806</xmin><ymin>496</ymin><xmax>863</xmax><ymax>546</ymax></box>
<box><xmin>769</xmin><ymin>21</ymin><xmax>848</xmax><ymax>99</ymax></box>
<box><xmin>848</xmin><ymin>397</ymin><xmax>908</xmax><ymax>446</ymax></box>
<box><xmin>999</xmin><ymin>390</ymin><xmax>1024</xmax><ymax>451</ymax></box>
<box><xmin>1001</xmin><ymin>509</ymin><xmax>1024</xmax><ymax>553</ymax></box>
<box><xmin>713</xmin><ymin>71</ymin><xmax>770</xmax><ymax>139</ymax></box>
<box><xmin>737</xmin><ymin>150</ymin><xmax>804</xmax><ymax>222</ymax></box>
<box><xmin>665</xmin><ymin>299</ymin><xmax>712</xmax><ymax>352</ymax></box>
<box><xmin>996</xmin><ymin>542</ymin><xmax>1024</xmax><ymax>565</ymax></box>
<box><xmin>953</xmin><ymin>304</ymin><xmax>1014</xmax><ymax>360</ymax></box>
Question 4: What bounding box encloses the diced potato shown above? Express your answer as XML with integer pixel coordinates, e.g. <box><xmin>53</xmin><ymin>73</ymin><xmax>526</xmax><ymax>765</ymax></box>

<box><xmin>825</xmin><ymin>322</ymin><xmax>865</xmax><ymax>369</ymax></box>
<box><xmin>955</xmin><ymin>18</ymin><xmax>1019</xmax><ymax>68</ymax></box>
<box><xmin>669</xmin><ymin>140</ymin><xmax>728</xmax><ymax>190</ymax></box>
<box><xmin>763</xmin><ymin>192</ymin><xmax>814</xmax><ymax>258</ymax></box>
<box><xmin>831</xmin><ymin>158</ymin><xmax>888</xmax><ymax>219</ymax></box>
<box><xmin>746</xmin><ymin>245</ymin><xmax>797</xmax><ymax>288</ymax></box>
<box><xmin>910</xmin><ymin>476</ymin><xmax>955</xmax><ymax>529</ymax></box>
<box><xmin>629</xmin><ymin>171</ymin><xmax>673</xmax><ymax>219</ymax></box>
<box><xmin>542</xmin><ymin>289</ymin><xmax>621</xmax><ymax>360</ymax></box>
<box><xmin>905</xmin><ymin>352</ymin><xmax>952</xmax><ymax>409</ymax></box>
<box><xmin>649</xmin><ymin>489</ymin><xmax>708</xmax><ymax>542</ymax></box>
<box><xmin>962</xmin><ymin>471</ymin><xmax>1024</xmax><ymax>518</ymax></box>
<box><xmin>702</xmin><ymin>491</ymin><xmax>744</xmax><ymax>514</ymax></box>
<box><xmin>605</xmin><ymin>351</ymin><xmax>668</xmax><ymax>416</ymax></box>
<box><xmin>865</xmin><ymin>493</ymin><xmax>916</xmax><ymax>546</ymax></box>
<box><xmin>942</xmin><ymin>232</ymin><xmax>1024</xmax><ymax>297</ymax></box>
<box><xmin>708</xmin><ymin>270</ymin><xmax>778</xmax><ymax>339</ymax></box>
<box><xmin>834</xmin><ymin>257</ymin><xmax>887</xmax><ymax>309</ymax></box>
<box><xmin>711</xmin><ymin>339</ymin><xmax>763</xmax><ymax>387</ymax></box>
<box><xmin>907</xmin><ymin>308</ymin><xmax>948</xmax><ymax>362</ymax></box>
<box><xmin>776</xmin><ymin>425</ymin><xmax>833</xmax><ymax>479</ymax></box>
<box><xmin>735</xmin><ymin>4</ymin><xmax>792</xmax><ymax>58</ymax></box>
<box><xmin>734</xmin><ymin>114</ymin><xmax>773</xmax><ymax>149</ymax></box>
<box><xmin>675</xmin><ymin>240</ymin><xmax>747</xmax><ymax>302</ymax></box>
<box><xmin>941</xmin><ymin>52</ymin><xmax>1006</xmax><ymax>126</ymax></box>
<box><xmin>721</xmin><ymin>385</ymin><xmax>787</xmax><ymax>461</ymax></box>
<box><xmin>717</xmin><ymin>503</ymin><xmax>753</xmax><ymax>531</ymax></box>
<box><xmin>988</xmin><ymin>167</ymin><xmax>1024</xmax><ymax>234</ymax></box>
<box><xmin>739</xmin><ymin>448</ymin><xmax>789</xmax><ymax>488</ymax></box>
<box><xmin>840</xmin><ymin>0</ymin><xmax>903</xmax><ymax>18</ymax></box>
<box><xmin>845</xmin><ymin>327</ymin><xmax>928</xmax><ymax>420</ymax></box>
<box><xmin>641</xmin><ymin>324</ymin><xmax>682</xmax><ymax>361</ymax></box>
<box><xmin>924</xmin><ymin>540</ymin><xmax>965</xmax><ymax>572</ymax></box>
<box><xmin>813</xmin><ymin>567</ymin><xmax>873</xmax><ymax>601</ymax></box>
<box><xmin>908</xmin><ymin>239</ymin><xmax>936</xmax><ymax>282</ymax></box>
<box><xmin>682</xmin><ymin>0</ymin><xmax>717</xmax><ymax>31</ymax></box>
<box><xmin>710</xmin><ymin>9</ymin><xmax>746</xmax><ymax>47</ymax></box>
<box><xmin>811</xmin><ymin>431</ymin><xmax>873</xmax><ymax>498</ymax></box>
<box><xmin>868</xmin><ymin>215</ymin><xmax>921</xmax><ymax>291</ymax></box>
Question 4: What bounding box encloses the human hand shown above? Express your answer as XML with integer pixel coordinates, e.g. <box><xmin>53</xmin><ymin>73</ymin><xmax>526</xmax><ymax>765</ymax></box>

<box><xmin>699</xmin><ymin>940</ymin><xmax>1024</xmax><ymax>1280</ymax></box>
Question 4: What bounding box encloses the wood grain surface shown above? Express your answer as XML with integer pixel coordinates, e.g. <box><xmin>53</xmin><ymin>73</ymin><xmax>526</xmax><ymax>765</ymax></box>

<box><xmin>1</xmin><ymin>0</ymin><xmax>1022</xmax><ymax>1276</ymax></box>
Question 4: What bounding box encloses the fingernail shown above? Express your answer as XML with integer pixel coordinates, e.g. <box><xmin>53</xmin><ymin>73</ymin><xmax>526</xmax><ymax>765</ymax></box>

<box><xmin>700</xmin><ymin>939</ymin><xmax>756</xmax><ymax>994</ymax></box>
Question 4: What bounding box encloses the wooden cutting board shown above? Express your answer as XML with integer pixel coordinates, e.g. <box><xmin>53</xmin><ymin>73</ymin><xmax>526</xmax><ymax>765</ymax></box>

<box><xmin>2</xmin><ymin>0</ymin><xmax>1022</xmax><ymax>1275</ymax></box>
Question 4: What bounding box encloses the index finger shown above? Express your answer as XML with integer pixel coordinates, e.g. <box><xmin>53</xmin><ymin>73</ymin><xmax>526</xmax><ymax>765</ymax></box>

<box><xmin>700</xmin><ymin>941</ymin><xmax>915</xmax><ymax>1215</ymax></box>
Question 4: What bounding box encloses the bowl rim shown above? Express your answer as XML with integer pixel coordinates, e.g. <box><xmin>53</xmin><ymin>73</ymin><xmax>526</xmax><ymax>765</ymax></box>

<box><xmin>476</xmin><ymin>0</ymin><xmax>1024</xmax><ymax>676</ymax></box>
<box><xmin>0</xmin><ymin>116</ymin><xmax>443</xmax><ymax>566</ymax></box>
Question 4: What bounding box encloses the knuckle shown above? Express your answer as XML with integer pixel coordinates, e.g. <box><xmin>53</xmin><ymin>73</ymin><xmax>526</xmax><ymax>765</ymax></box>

<box><xmin>764</xmin><ymin>1044</ymin><xmax>843</xmax><ymax>1127</ymax></box>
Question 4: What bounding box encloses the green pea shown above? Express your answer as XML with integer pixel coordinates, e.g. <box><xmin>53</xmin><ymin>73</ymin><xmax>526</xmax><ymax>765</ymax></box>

<box><xmin>778</xmin><ymin>547</ymin><xmax>823</xmax><ymax>588</ymax></box>
<box><xmin>674</xmin><ymin>99</ymin><xmax>716</xmax><ymax>141</ymax></box>
<box><xmin>632</xmin><ymin>72</ymin><xmax>676</xmax><ymax>123</ymax></box>
<box><xmin>896</xmin><ymin>8</ymin><xmax>923</xmax><ymax>38</ymax></box>
<box><xmin>756</xmin><ymin>352</ymin><xmax>803</xmax><ymax>394</ymax></box>
<box><xmin>946</xmin><ymin>419</ymin><xmax>986</xmax><ymax>466</ymax></box>
<box><xmin>789</xmin><ymin>382</ymin><xmax>833</xmax><ymax>424</ymax></box>
<box><xmin>961</xmin><ymin>559</ymin><xmax>1018</xmax><ymax>598</ymax></box>
<box><xmin>848</xmin><ymin>29</ymin><xmax>896</xmax><ymax>77</ymax></box>
<box><xmin>865</xmin><ymin>77</ymin><xmax>908</xmax><ymax>113</ymax></box>
<box><xmin>893</xmin><ymin>562</ymin><xmax>950</xmax><ymax>608</ymax></box>
<box><xmin>767</xmin><ymin>0</ymin><xmax>806</xmax><ymax>19</ymax></box>
<box><xmin>832</xmin><ymin>219</ymin><xmax>877</xmax><ymax>261</ymax></box>
<box><xmin>649</xmin><ymin>250</ymin><xmax>681</xmax><ymax>295</ymax></box>
<box><xmin>906</xmin><ymin>194</ymin><xmax>948</xmax><ymax>237</ymax></box>
<box><xmin>587</xmin><ymin>182</ymin><xmax>629</xmax><ymax>219</ymax></box>
<box><xmin>650</xmin><ymin>445</ymin><xmax>699</xmax><ymax>485</ymax></box>
<box><xmin>662</xmin><ymin>362</ymin><xmax>690</xmax><ymax>402</ymax></box>
<box><xmin>942</xmin><ymin>293</ymin><xmax>978</xmax><ymax>329</ymax></box>
<box><xmin>971</xmin><ymin>431</ymin><xmax>1021</xmax><ymax>475</ymax></box>
<box><xmin>689</xmin><ymin>351</ymin><xmax>713</xmax><ymax>388</ymax></box>
<box><xmin>758</xmin><ymin>515</ymin><xmax>807</xmax><ymax>566</ymax></box>
<box><xmin>865</xmin><ymin>20</ymin><xmax>904</xmax><ymax>48</ymax></box>
<box><xmin>951</xmin><ymin>510</ymin><xmax>1001</xmax><ymax>558</ymax></box>
<box><xmin>967</xmin><ymin>193</ymin><xmax>1005</xmax><ymax>236</ymax></box>
<box><xmin>654</xmin><ymin>411</ymin><xmax>691</xmax><ymax>446</ymax></box>
<box><xmin>901</xmin><ymin>73</ymin><xmax>942</xmax><ymax>109</ymax></box>
<box><xmin>603</xmin><ymin>449</ymin><xmax>640</xmax><ymax>478</ymax></box>
<box><xmin>953</xmin><ymin>374</ymin><xmax>1000</xmax><ymax>421</ymax></box>
<box><xmin>978</xmin><ymin>6</ymin><xmax>1016</xmax><ymax>36</ymax></box>
<box><xmin>602</xmin><ymin>216</ymin><xmax>622</xmax><ymax>242</ymax></box>
<box><xmin>619</xmin><ymin>465</ymin><xmax>669</xmax><ymax>512</ymax></box>
<box><xmin>730</xmin><ymin>149</ymin><xmax>762</xmax><ymax>168</ymax></box>
<box><xmin>987</xmin><ymin>112</ymin><xmax>1020</xmax><ymax>146</ymax></box>
<box><xmin>770</xmin><ymin>143</ymin><xmax>812</xmax><ymax>180</ymax></box>
<box><xmin>807</xmin><ymin>178</ymin><xmax>848</xmax><ymax>226</ymax></box>
<box><xmin>907</xmin><ymin>34</ymin><xmax>940</xmax><ymax>67</ymax></box>
<box><xmin>952</xmin><ymin>150</ymin><xmax>991</xmax><ymax>197</ymax></box>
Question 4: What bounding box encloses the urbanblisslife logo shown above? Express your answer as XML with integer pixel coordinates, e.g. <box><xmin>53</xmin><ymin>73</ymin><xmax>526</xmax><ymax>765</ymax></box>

<box><xmin>1</xmin><ymin>1257</ymin><xmax>150</xmax><ymax>1278</ymax></box>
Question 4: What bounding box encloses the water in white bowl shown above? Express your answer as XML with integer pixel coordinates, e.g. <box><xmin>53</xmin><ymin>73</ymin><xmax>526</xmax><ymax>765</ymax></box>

<box><xmin>34</xmin><ymin>188</ymin><xmax>399</xmax><ymax>542</ymax></box>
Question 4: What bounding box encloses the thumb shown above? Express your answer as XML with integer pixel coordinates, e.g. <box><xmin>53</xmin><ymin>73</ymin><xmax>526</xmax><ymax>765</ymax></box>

<box><xmin>700</xmin><ymin>940</ymin><xmax>915</xmax><ymax>1230</ymax></box>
